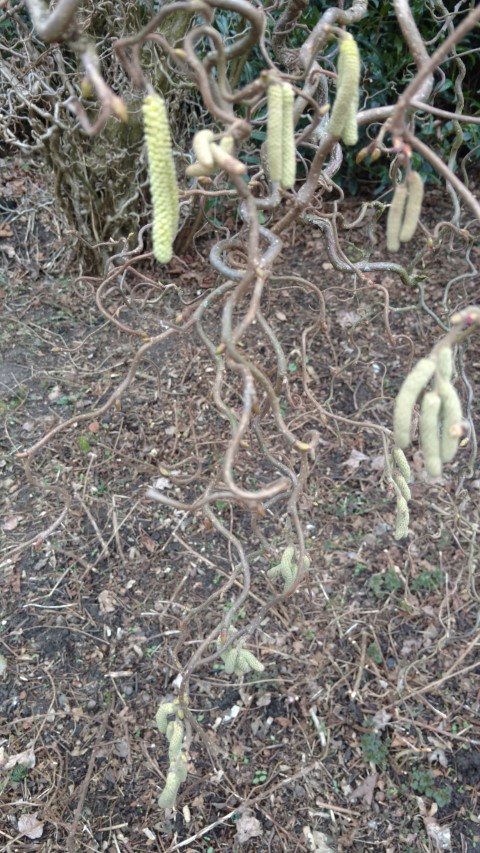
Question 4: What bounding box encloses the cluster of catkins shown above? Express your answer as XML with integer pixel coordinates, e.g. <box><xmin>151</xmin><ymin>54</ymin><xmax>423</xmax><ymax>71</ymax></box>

<box><xmin>217</xmin><ymin>628</ymin><xmax>265</xmax><ymax>676</ymax></box>
<box><xmin>387</xmin><ymin>170</ymin><xmax>424</xmax><ymax>252</ymax></box>
<box><xmin>187</xmin><ymin>130</ymin><xmax>246</xmax><ymax>178</ymax></box>
<box><xmin>155</xmin><ymin>699</ymin><xmax>188</xmax><ymax>808</ymax></box>
<box><xmin>142</xmin><ymin>93</ymin><xmax>179</xmax><ymax>264</ymax></box>
<box><xmin>267</xmin><ymin>545</ymin><xmax>310</xmax><ymax>593</ymax></box>
<box><xmin>391</xmin><ymin>343</ymin><xmax>464</xmax><ymax>539</ymax></box>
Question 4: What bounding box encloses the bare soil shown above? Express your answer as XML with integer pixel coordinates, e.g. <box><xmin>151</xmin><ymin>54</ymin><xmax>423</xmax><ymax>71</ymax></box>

<box><xmin>1</xmin><ymin>157</ymin><xmax>480</xmax><ymax>853</ymax></box>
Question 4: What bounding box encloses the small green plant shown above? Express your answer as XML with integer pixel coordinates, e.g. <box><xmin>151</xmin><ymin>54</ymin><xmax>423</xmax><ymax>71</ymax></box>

<box><xmin>368</xmin><ymin>569</ymin><xmax>402</xmax><ymax>599</ymax></box>
<box><xmin>361</xmin><ymin>731</ymin><xmax>390</xmax><ymax>767</ymax></box>
<box><xmin>367</xmin><ymin>642</ymin><xmax>383</xmax><ymax>665</ymax></box>
<box><xmin>410</xmin><ymin>567</ymin><xmax>444</xmax><ymax>594</ymax></box>
<box><xmin>252</xmin><ymin>767</ymin><xmax>268</xmax><ymax>785</ymax></box>
<box><xmin>408</xmin><ymin>765</ymin><xmax>452</xmax><ymax>808</ymax></box>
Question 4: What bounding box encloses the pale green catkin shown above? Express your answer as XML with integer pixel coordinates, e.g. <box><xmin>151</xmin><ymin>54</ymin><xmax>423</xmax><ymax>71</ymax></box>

<box><xmin>386</xmin><ymin>183</ymin><xmax>408</xmax><ymax>253</ymax></box>
<box><xmin>192</xmin><ymin>128</ymin><xmax>215</xmax><ymax>169</ymax></box>
<box><xmin>329</xmin><ymin>32</ymin><xmax>361</xmax><ymax>141</ymax></box>
<box><xmin>267</xmin><ymin>81</ymin><xmax>284</xmax><ymax>184</ymax></box>
<box><xmin>281</xmin><ymin>82</ymin><xmax>296</xmax><ymax>189</ymax></box>
<box><xmin>342</xmin><ymin>98</ymin><xmax>359</xmax><ymax>146</ymax></box>
<box><xmin>167</xmin><ymin>719</ymin><xmax>184</xmax><ymax>762</ymax></box>
<box><xmin>156</xmin><ymin>702</ymin><xmax>177</xmax><ymax>734</ymax></box>
<box><xmin>419</xmin><ymin>391</ymin><xmax>442</xmax><ymax>477</ymax></box>
<box><xmin>438</xmin><ymin>382</ymin><xmax>463</xmax><ymax>463</ymax></box>
<box><xmin>393</xmin><ymin>472</ymin><xmax>411</xmax><ymax>502</ymax></box>
<box><xmin>393</xmin><ymin>357</ymin><xmax>436</xmax><ymax>449</ymax></box>
<box><xmin>392</xmin><ymin>447</ymin><xmax>411</xmax><ymax>482</ymax></box>
<box><xmin>142</xmin><ymin>93</ymin><xmax>179</xmax><ymax>263</ymax></box>
<box><xmin>394</xmin><ymin>495</ymin><xmax>409</xmax><ymax>540</ymax></box>
<box><xmin>399</xmin><ymin>171</ymin><xmax>424</xmax><ymax>243</ymax></box>
<box><xmin>158</xmin><ymin>756</ymin><xmax>188</xmax><ymax>809</ymax></box>
<box><xmin>436</xmin><ymin>346</ymin><xmax>453</xmax><ymax>382</ymax></box>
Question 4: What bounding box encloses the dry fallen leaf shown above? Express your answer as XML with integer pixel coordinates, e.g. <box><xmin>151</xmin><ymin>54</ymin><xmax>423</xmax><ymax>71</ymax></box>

<box><xmin>349</xmin><ymin>773</ymin><xmax>378</xmax><ymax>806</ymax></box>
<box><xmin>0</xmin><ymin>746</ymin><xmax>36</xmax><ymax>771</ymax></box>
<box><xmin>3</xmin><ymin>515</ymin><xmax>23</xmax><ymax>531</ymax></box>
<box><xmin>18</xmin><ymin>814</ymin><xmax>44</xmax><ymax>839</ymax></box>
<box><xmin>235</xmin><ymin>809</ymin><xmax>263</xmax><ymax>845</ymax></box>
<box><xmin>98</xmin><ymin>589</ymin><xmax>116</xmax><ymax>614</ymax></box>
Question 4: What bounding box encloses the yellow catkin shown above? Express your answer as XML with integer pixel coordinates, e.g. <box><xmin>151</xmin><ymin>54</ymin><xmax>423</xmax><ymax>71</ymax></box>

<box><xmin>393</xmin><ymin>357</ymin><xmax>436</xmax><ymax>449</ymax></box>
<box><xmin>438</xmin><ymin>382</ymin><xmax>463</xmax><ymax>463</ymax></box>
<box><xmin>281</xmin><ymin>82</ymin><xmax>296</xmax><ymax>189</ymax></box>
<box><xmin>387</xmin><ymin>182</ymin><xmax>408</xmax><ymax>252</ymax></box>
<box><xmin>192</xmin><ymin>129</ymin><xmax>215</xmax><ymax>169</ymax></box>
<box><xmin>399</xmin><ymin>171</ymin><xmax>424</xmax><ymax>242</ymax></box>
<box><xmin>210</xmin><ymin>142</ymin><xmax>246</xmax><ymax>175</ymax></box>
<box><xmin>142</xmin><ymin>93</ymin><xmax>179</xmax><ymax>264</ymax></box>
<box><xmin>419</xmin><ymin>391</ymin><xmax>442</xmax><ymax>477</ymax></box>
<box><xmin>342</xmin><ymin>98</ymin><xmax>359</xmax><ymax>146</ymax></box>
<box><xmin>267</xmin><ymin>81</ymin><xmax>284</xmax><ymax>184</ymax></box>
<box><xmin>329</xmin><ymin>32</ymin><xmax>361</xmax><ymax>140</ymax></box>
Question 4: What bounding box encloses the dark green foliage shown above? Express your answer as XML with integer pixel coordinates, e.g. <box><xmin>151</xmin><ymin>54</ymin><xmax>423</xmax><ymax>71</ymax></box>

<box><xmin>409</xmin><ymin>765</ymin><xmax>452</xmax><ymax>808</ymax></box>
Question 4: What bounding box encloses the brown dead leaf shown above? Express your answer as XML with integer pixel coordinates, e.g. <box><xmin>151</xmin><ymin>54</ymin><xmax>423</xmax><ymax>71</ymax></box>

<box><xmin>350</xmin><ymin>773</ymin><xmax>377</xmax><ymax>805</ymax></box>
<box><xmin>0</xmin><ymin>224</ymin><xmax>13</xmax><ymax>238</ymax></box>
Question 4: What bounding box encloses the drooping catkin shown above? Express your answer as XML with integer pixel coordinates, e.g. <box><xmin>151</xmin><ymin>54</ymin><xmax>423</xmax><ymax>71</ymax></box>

<box><xmin>438</xmin><ymin>382</ymin><xmax>463</xmax><ymax>463</ymax></box>
<box><xmin>394</xmin><ymin>494</ymin><xmax>410</xmax><ymax>540</ymax></box>
<box><xmin>419</xmin><ymin>391</ymin><xmax>442</xmax><ymax>477</ymax></box>
<box><xmin>399</xmin><ymin>171</ymin><xmax>424</xmax><ymax>243</ymax></box>
<box><xmin>158</xmin><ymin>756</ymin><xmax>188</xmax><ymax>809</ymax></box>
<box><xmin>392</xmin><ymin>447</ymin><xmax>411</xmax><ymax>482</ymax></box>
<box><xmin>328</xmin><ymin>32</ymin><xmax>361</xmax><ymax>142</ymax></box>
<box><xmin>393</xmin><ymin>472</ymin><xmax>411</xmax><ymax>502</ymax></box>
<box><xmin>192</xmin><ymin>128</ymin><xmax>215</xmax><ymax>169</ymax></box>
<box><xmin>281</xmin><ymin>82</ymin><xmax>296</xmax><ymax>189</ymax></box>
<box><xmin>386</xmin><ymin>182</ymin><xmax>408</xmax><ymax>253</ymax></box>
<box><xmin>393</xmin><ymin>357</ymin><xmax>436</xmax><ymax>449</ymax></box>
<box><xmin>436</xmin><ymin>346</ymin><xmax>453</xmax><ymax>382</ymax></box>
<box><xmin>267</xmin><ymin>81</ymin><xmax>284</xmax><ymax>184</ymax></box>
<box><xmin>342</xmin><ymin>97</ymin><xmax>359</xmax><ymax>146</ymax></box>
<box><xmin>142</xmin><ymin>93</ymin><xmax>179</xmax><ymax>264</ymax></box>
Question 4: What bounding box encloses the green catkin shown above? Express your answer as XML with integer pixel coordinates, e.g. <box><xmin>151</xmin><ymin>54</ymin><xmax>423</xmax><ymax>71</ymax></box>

<box><xmin>438</xmin><ymin>382</ymin><xmax>463</xmax><ymax>463</ymax></box>
<box><xmin>267</xmin><ymin>81</ymin><xmax>284</xmax><ymax>184</ymax></box>
<box><xmin>387</xmin><ymin>183</ymin><xmax>408</xmax><ymax>252</ymax></box>
<box><xmin>281</xmin><ymin>82</ymin><xmax>296</xmax><ymax>189</ymax></box>
<box><xmin>239</xmin><ymin>649</ymin><xmax>265</xmax><ymax>673</ymax></box>
<box><xmin>167</xmin><ymin>719</ymin><xmax>184</xmax><ymax>762</ymax></box>
<box><xmin>399</xmin><ymin>171</ymin><xmax>424</xmax><ymax>243</ymax></box>
<box><xmin>393</xmin><ymin>357</ymin><xmax>437</xmax><ymax>449</ymax></box>
<box><xmin>155</xmin><ymin>702</ymin><xmax>177</xmax><ymax>734</ymax></box>
<box><xmin>142</xmin><ymin>93</ymin><xmax>179</xmax><ymax>263</ymax></box>
<box><xmin>329</xmin><ymin>32</ymin><xmax>361</xmax><ymax>140</ymax></box>
<box><xmin>419</xmin><ymin>391</ymin><xmax>442</xmax><ymax>477</ymax></box>
<box><xmin>436</xmin><ymin>346</ymin><xmax>453</xmax><ymax>382</ymax></box>
<box><xmin>392</xmin><ymin>447</ymin><xmax>411</xmax><ymax>482</ymax></box>
<box><xmin>393</xmin><ymin>472</ymin><xmax>411</xmax><ymax>502</ymax></box>
<box><xmin>158</xmin><ymin>756</ymin><xmax>188</xmax><ymax>809</ymax></box>
<box><xmin>394</xmin><ymin>495</ymin><xmax>410</xmax><ymax>540</ymax></box>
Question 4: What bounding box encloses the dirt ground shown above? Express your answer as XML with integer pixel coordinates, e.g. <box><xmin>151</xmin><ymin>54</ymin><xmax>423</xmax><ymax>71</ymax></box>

<box><xmin>1</xmin><ymin>157</ymin><xmax>480</xmax><ymax>853</ymax></box>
